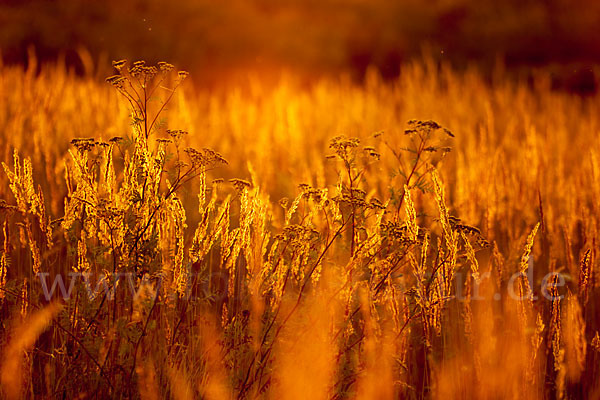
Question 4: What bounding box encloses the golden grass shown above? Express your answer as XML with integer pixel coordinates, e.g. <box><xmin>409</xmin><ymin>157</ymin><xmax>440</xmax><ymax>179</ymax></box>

<box><xmin>1</xmin><ymin>302</ymin><xmax>62</xmax><ymax>399</ymax></box>
<box><xmin>0</xmin><ymin>58</ymin><xmax>599</xmax><ymax>399</ymax></box>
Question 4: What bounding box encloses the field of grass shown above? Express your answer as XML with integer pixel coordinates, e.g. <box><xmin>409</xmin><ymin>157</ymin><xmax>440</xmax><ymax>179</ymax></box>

<box><xmin>0</xmin><ymin>58</ymin><xmax>599</xmax><ymax>399</ymax></box>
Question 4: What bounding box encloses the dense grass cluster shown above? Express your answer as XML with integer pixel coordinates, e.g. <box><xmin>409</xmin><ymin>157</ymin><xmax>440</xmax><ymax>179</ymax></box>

<box><xmin>0</xmin><ymin>59</ymin><xmax>599</xmax><ymax>399</ymax></box>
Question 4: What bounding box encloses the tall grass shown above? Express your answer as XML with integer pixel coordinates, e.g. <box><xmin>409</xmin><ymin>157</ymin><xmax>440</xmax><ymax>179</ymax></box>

<box><xmin>0</xmin><ymin>58</ymin><xmax>599</xmax><ymax>399</ymax></box>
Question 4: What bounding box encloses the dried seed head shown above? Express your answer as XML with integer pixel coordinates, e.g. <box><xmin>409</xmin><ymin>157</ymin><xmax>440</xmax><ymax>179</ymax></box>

<box><xmin>106</xmin><ymin>75</ymin><xmax>126</xmax><ymax>88</ymax></box>
<box><xmin>129</xmin><ymin>61</ymin><xmax>149</xmax><ymax>77</ymax></box>
<box><xmin>406</xmin><ymin>119</ymin><xmax>455</xmax><ymax>138</ymax></box>
<box><xmin>167</xmin><ymin>129</ymin><xmax>188</xmax><ymax>140</ymax></box>
<box><xmin>70</xmin><ymin>138</ymin><xmax>96</xmax><ymax>152</ymax></box>
<box><xmin>112</xmin><ymin>59</ymin><xmax>127</xmax><ymax>70</ymax></box>
<box><xmin>298</xmin><ymin>183</ymin><xmax>312</xmax><ymax>192</ymax></box>
<box><xmin>229</xmin><ymin>178</ymin><xmax>251</xmax><ymax>191</ymax></box>
<box><xmin>184</xmin><ymin>147</ymin><xmax>228</xmax><ymax>168</ymax></box>
<box><xmin>157</xmin><ymin>61</ymin><xmax>174</xmax><ymax>72</ymax></box>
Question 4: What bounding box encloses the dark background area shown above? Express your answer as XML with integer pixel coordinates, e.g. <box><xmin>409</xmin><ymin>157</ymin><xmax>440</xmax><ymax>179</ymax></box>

<box><xmin>1</xmin><ymin>0</ymin><xmax>600</xmax><ymax>91</ymax></box>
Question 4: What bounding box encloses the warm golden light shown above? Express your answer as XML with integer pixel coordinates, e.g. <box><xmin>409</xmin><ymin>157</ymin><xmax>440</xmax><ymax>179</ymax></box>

<box><xmin>1</xmin><ymin>2</ymin><xmax>599</xmax><ymax>399</ymax></box>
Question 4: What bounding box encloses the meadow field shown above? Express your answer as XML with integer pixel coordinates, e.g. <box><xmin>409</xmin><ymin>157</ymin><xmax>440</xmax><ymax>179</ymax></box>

<box><xmin>0</xmin><ymin>58</ymin><xmax>599</xmax><ymax>399</ymax></box>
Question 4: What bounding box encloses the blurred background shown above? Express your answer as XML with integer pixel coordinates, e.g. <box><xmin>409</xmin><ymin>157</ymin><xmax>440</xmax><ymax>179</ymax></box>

<box><xmin>1</xmin><ymin>0</ymin><xmax>600</xmax><ymax>91</ymax></box>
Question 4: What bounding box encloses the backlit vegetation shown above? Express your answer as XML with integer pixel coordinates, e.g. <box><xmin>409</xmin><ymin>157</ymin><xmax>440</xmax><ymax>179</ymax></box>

<box><xmin>0</xmin><ymin>58</ymin><xmax>599</xmax><ymax>399</ymax></box>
